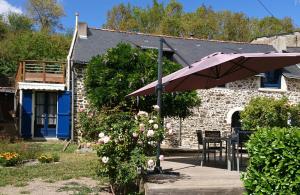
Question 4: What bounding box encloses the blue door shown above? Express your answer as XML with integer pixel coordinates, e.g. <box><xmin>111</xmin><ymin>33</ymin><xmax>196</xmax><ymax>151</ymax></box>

<box><xmin>57</xmin><ymin>91</ymin><xmax>71</xmax><ymax>139</ymax></box>
<box><xmin>34</xmin><ymin>92</ymin><xmax>57</xmax><ymax>137</ymax></box>
<box><xmin>21</xmin><ymin>91</ymin><xmax>32</xmax><ymax>138</ymax></box>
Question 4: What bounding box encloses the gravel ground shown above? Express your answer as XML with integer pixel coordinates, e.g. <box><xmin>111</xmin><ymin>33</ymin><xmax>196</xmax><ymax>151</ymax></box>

<box><xmin>0</xmin><ymin>177</ymin><xmax>111</xmax><ymax>195</ymax></box>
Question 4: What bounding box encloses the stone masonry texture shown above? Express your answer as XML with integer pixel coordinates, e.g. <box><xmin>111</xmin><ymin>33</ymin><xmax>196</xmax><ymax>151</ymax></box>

<box><xmin>73</xmin><ymin>64</ymin><xmax>300</xmax><ymax>148</ymax></box>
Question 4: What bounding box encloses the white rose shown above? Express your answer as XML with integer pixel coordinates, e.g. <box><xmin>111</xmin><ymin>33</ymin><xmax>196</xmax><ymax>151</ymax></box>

<box><xmin>103</xmin><ymin>136</ymin><xmax>110</xmax><ymax>144</ymax></box>
<box><xmin>137</xmin><ymin>111</ymin><xmax>148</xmax><ymax>117</ymax></box>
<box><xmin>153</xmin><ymin>124</ymin><xmax>159</xmax><ymax>129</ymax></box>
<box><xmin>98</xmin><ymin>132</ymin><xmax>105</xmax><ymax>138</ymax></box>
<box><xmin>147</xmin><ymin>159</ymin><xmax>155</xmax><ymax>168</ymax></box>
<box><xmin>153</xmin><ymin>105</ymin><xmax>160</xmax><ymax>111</ymax></box>
<box><xmin>132</xmin><ymin>132</ymin><xmax>138</xmax><ymax>138</ymax></box>
<box><xmin>148</xmin><ymin>119</ymin><xmax>154</xmax><ymax>124</ymax></box>
<box><xmin>159</xmin><ymin>155</ymin><xmax>164</xmax><ymax>161</ymax></box>
<box><xmin>166</xmin><ymin>123</ymin><xmax>171</xmax><ymax>129</ymax></box>
<box><xmin>102</xmin><ymin>156</ymin><xmax>109</xmax><ymax>164</ymax></box>
<box><xmin>147</xmin><ymin>130</ymin><xmax>154</xmax><ymax>137</ymax></box>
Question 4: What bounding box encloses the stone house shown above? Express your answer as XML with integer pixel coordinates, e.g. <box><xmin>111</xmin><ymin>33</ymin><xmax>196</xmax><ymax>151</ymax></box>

<box><xmin>67</xmin><ymin>17</ymin><xmax>300</xmax><ymax>147</ymax></box>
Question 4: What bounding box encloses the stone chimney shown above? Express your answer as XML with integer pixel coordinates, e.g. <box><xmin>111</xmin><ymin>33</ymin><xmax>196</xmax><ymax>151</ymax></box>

<box><xmin>78</xmin><ymin>22</ymin><xmax>88</xmax><ymax>39</ymax></box>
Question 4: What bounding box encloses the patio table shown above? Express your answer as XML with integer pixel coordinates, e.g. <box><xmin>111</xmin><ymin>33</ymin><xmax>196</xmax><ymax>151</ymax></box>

<box><xmin>202</xmin><ymin>135</ymin><xmax>239</xmax><ymax>171</ymax></box>
<box><xmin>226</xmin><ymin>134</ymin><xmax>240</xmax><ymax>171</ymax></box>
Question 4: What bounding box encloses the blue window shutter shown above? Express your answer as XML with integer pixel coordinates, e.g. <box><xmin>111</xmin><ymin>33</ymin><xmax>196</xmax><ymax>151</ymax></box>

<box><xmin>21</xmin><ymin>91</ymin><xmax>32</xmax><ymax>138</ymax></box>
<box><xmin>57</xmin><ymin>91</ymin><xmax>71</xmax><ymax>139</ymax></box>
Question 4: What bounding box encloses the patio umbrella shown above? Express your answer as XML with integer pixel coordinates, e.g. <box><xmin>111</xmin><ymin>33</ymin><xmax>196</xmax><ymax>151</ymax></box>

<box><xmin>127</xmin><ymin>52</ymin><xmax>300</xmax><ymax>97</ymax></box>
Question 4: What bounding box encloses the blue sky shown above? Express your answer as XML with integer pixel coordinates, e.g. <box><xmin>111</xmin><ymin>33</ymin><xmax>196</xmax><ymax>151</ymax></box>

<box><xmin>2</xmin><ymin>0</ymin><xmax>300</xmax><ymax>30</ymax></box>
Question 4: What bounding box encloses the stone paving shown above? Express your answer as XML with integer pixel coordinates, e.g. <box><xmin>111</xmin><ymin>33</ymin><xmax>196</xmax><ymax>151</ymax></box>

<box><xmin>145</xmin><ymin>155</ymin><xmax>245</xmax><ymax>195</ymax></box>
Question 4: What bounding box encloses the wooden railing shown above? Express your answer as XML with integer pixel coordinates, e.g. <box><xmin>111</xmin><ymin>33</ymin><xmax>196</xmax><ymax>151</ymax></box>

<box><xmin>15</xmin><ymin>60</ymin><xmax>66</xmax><ymax>84</ymax></box>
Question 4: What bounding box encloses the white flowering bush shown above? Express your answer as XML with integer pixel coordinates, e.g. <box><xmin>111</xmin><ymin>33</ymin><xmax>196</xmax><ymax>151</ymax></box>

<box><xmin>94</xmin><ymin>106</ymin><xmax>173</xmax><ymax>194</ymax></box>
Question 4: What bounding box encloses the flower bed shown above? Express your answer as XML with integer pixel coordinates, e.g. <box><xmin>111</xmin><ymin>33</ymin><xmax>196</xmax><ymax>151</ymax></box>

<box><xmin>0</xmin><ymin>152</ymin><xmax>20</xmax><ymax>167</ymax></box>
<box><xmin>38</xmin><ymin>153</ymin><xmax>60</xmax><ymax>163</ymax></box>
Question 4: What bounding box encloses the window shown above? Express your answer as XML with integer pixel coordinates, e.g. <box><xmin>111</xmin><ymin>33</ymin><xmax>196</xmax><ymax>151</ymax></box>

<box><xmin>260</xmin><ymin>69</ymin><xmax>282</xmax><ymax>89</ymax></box>
<box><xmin>163</xmin><ymin>50</ymin><xmax>174</xmax><ymax>61</ymax></box>
<box><xmin>216</xmin><ymin>84</ymin><xmax>226</xmax><ymax>88</ymax></box>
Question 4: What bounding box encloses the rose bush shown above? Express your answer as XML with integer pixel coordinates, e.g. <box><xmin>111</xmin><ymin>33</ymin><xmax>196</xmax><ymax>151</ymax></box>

<box><xmin>90</xmin><ymin>106</ymin><xmax>174</xmax><ymax>194</ymax></box>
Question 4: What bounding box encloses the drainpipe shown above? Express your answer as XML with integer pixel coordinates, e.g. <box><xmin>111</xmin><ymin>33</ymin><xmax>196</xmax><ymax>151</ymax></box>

<box><xmin>71</xmin><ymin>65</ymin><xmax>75</xmax><ymax>141</ymax></box>
<box><xmin>179</xmin><ymin>118</ymin><xmax>182</xmax><ymax>146</ymax></box>
<box><xmin>68</xmin><ymin>13</ymin><xmax>79</xmax><ymax>141</ymax></box>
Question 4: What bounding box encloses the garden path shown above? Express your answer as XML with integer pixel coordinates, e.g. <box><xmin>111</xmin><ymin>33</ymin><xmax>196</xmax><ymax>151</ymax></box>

<box><xmin>0</xmin><ymin>177</ymin><xmax>111</xmax><ymax>195</ymax></box>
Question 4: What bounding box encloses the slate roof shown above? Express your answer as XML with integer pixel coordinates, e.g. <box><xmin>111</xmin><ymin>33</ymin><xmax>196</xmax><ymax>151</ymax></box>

<box><xmin>282</xmin><ymin>47</ymin><xmax>300</xmax><ymax>79</ymax></box>
<box><xmin>71</xmin><ymin>28</ymin><xmax>300</xmax><ymax>79</ymax></box>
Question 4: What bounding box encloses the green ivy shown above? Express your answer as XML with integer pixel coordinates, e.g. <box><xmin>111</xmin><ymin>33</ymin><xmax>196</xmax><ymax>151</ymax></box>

<box><xmin>242</xmin><ymin>127</ymin><xmax>300</xmax><ymax>194</ymax></box>
<box><xmin>84</xmin><ymin>43</ymin><xmax>200</xmax><ymax>119</ymax></box>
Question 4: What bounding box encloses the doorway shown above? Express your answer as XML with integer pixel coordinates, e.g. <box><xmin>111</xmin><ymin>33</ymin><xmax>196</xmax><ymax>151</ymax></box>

<box><xmin>231</xmin><ymin>111</ymin><xmax>241</xmax><ymax>132</ymax></box>
<box><xmin>34</xmin><ymin>92</ymin><xmax>57</xmax><ymax>137</ymax></box>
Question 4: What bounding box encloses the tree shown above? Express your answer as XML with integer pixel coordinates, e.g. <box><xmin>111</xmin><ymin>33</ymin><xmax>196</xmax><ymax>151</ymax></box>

<box><xmin>0</xmin><ymin>15</ymin><xmax>8</xmax><ymax>40</ymax></box>
<box><xmin>27</xmin><ymin>0</ymin><xmax>65</xmax><ymax>32</ymax></box>
<box><xmin>104</xmin><ymin>2</ymin><xmax>295</xmax><ymax>42</ymax></box>
<box><xmin>85</xmin><ymin>43</ymin><xmax>200</xmax><ymax>118</ymax></box>
<box><xmin>160</xmin><ymin>0</ymin><xmax>183</xmax><ymax>36</ymax></box>
<box><xmin>7</xmin><ymin>13</ymin><xmax>33</xmax><ymax>32</ymax></box>
<box><xmin>0</xmin><ymin>31</ymin><xmax>71</xmax><ymax>76</ymax></box>
<box><xmin>104</xmin><ymin>3</ymin><xmax>138</xmax><ymax>31</ymax></box>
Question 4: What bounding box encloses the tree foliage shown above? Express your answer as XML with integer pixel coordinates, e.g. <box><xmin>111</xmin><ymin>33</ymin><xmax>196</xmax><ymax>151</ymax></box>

<box><xmin>0</xmin><ymin>13</ymin><xmax>70</xmax><ymax>76</ymax></box>
<box><xmin>240</xmin><ymin>97</ymin><xmax>300</xmax><ymax>130</ymax></box>
<box><xmin>7</xmin><ymin>13</ymin><xmax>33</xmax><ymax>32</ymax></box>
<box><xmin>27</xmin><ymin>0</ymin><xmax>65</xmax><ymax>33</ymax></box>
<box><xmin>85</xmin><ymin>43</ymin><xmax>200</xmax><ymax>118</ymax></box>
<box><xmin>104</xmin><ymin>0</ymin><xmax>295</xmax><ymax>42</ymax></box>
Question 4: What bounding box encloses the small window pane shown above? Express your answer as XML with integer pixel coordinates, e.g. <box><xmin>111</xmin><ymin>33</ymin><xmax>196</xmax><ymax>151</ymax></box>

<box><xmin>261</xmin><ymin>69</ymin><xmax>282</xmax><ymax>89</ymax></box>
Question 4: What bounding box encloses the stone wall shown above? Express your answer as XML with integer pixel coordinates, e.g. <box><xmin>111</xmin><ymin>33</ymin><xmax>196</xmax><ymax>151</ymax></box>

<box><xmin>73</xmin><ymin>65</ymin><xmax>300</xmax><ymax>148</ymax></box>
<box><xmin>251</xmin><ymin>32</ymin><xmax>300</xmax><ymax>51</ymax></box>
<box><xmin>163</xmin><ymin>76</ymin><xmax>300</xmax><ymax>149</ymax></box>
<box><xmin>73</xmin><ymin>65</ymin><xmax>89</xmax><ymax>140</ymax></box>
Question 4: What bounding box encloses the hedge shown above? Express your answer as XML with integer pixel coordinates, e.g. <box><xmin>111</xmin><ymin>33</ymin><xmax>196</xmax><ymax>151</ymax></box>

<box><xmin>242</xmin><ymin>127</ymin><xmax>300</xmax><ymax>194</ymax></box>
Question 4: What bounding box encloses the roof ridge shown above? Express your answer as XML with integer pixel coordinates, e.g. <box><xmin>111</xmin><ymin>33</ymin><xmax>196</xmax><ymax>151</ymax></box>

<box><xmin>87</xmin><ymin>27</ymin><xmax>271</xmax><ymax>46</ymax></box>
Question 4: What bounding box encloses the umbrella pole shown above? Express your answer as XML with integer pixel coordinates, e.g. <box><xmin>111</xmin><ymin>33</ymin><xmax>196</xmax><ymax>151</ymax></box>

<box><xmin>154</xmin><ymin>38</ymin><xmax>164</xmax><ymax>173</ymax></box>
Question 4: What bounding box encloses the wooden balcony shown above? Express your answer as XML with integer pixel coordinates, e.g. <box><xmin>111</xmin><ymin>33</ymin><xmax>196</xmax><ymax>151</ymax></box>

<box><xmin>16</xmin><ymin>60</ymin><xmax>66</xmax><ymax>85</ymax></box>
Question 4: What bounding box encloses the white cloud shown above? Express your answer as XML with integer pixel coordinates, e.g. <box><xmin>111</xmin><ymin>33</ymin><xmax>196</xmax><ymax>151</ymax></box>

<box><xmin>0</xmin><ymin>0</ymin><xmax>22</xmax><ymax>15</ymax></box>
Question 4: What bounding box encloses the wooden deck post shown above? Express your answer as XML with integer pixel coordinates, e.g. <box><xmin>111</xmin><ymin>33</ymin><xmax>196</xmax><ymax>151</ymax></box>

<box><xmin>42</xmin><ymin>62</ymin><xmax>46</xmax><ymax>82</ymax></box>
<box><xmin>22</xmin><ymin>61</ymin><xmax>25</xmax><ymax>81</ymax></box>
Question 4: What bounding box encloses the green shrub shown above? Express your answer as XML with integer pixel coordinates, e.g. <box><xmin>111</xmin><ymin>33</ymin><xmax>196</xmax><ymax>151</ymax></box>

<box><xmin>241</xmin><ymin>97</ymin><xmax>290</xmax><ymax>130</ymax></box>
<box><xmin>0</xmin><ymin>152</ymin><xmax>21</xmax><ymax>166</ymax></box>
<box><xmin>95</xmin><ymin>107</ymin><xmax>174</xmax><ymax>194</ymax></box>
<box><xmin>38</xmin><ymin>153</ymin><xmax>60</xmax><ymax>163</ymax></box>
<box><xmin>77</xmin><ymin>108</ymin><xmax>104</xmax><ymax>141</ymax></box>
<box><xmin>38</xmin><ymin>154</ymin><xmax>53</xmax><ymax>163</ymax></box>
<box><xmin>242</xmin><ymin>127</ymin><xmax>300</xmax><ymax>194</ymax></box>
<box><xmin>52</xmin><ymin>153</ymin><xmax>60</xmax><ymax>162</ymax></box>
<box><xmin>0</xmin><ymin>141</ymin><xmax>43</xmax><ymax>161</ymax></box>
<box><xmin>289</xmin><ymin>103</ymin><xmax>300</xmax><ymax>127</ymax></box>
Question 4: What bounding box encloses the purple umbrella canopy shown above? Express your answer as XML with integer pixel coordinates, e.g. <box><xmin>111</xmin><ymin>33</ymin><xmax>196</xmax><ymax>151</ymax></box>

<box><xmin>128</xmin><ymin>52</ymin><xmax>300</xmax><ymax>97</ymax></box>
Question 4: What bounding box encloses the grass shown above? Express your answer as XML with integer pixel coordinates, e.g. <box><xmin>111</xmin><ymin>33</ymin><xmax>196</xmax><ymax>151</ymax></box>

<box><xmin>0</xmin><ymin>141</ymin><xmax>103</xmax><ymax>187</ymax></box>
<box><xmin>19</xmin><ymin>191</ymin><xmax>30</xmax><ymax>194</ymax></box>
<box><xmin>57</xmin><ymin>182</ymin><xmax>94</xmax><ymax>195</ymax></box>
